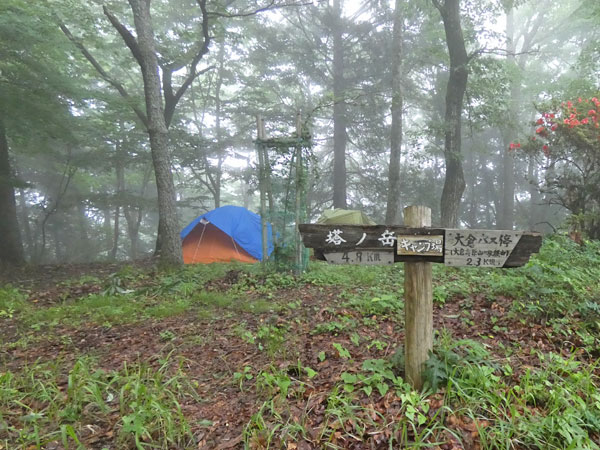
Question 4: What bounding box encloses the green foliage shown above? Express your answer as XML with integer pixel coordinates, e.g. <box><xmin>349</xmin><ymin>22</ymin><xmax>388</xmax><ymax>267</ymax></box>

<box><xmin>332</xmin><ymin>343</ymin><xmax>351</xmax><ymax>360</ymax></box>
<box><xmin>433</xmin><ymin>235</ymin><xmax>600</xmax><ymax>323</ymax></box>
<box><xmin>0</xmin><ymin>286</ymin><xmax>28</xmax><ymax>321</ymax></box>
<box><xmin>423</xmin><ymin>333</ymin><xmax>494</xmax><ymax>392</ymax></box>
<box><xmin>0</xmin><ymin>356</ymin><xmax>198</xmax><ymax>449</ymax></box>
<box><xmin>344</xmin><ymin>289</ymin><xmax>404</xmax><ymax>316</ymax></box>
<box><xmin>444</xmin><ymin>351</ymin><xmax>600</xmax><ymax>449</ymax></box>
<box><xmin>311</xmin><ymin>315</ymin><xmax>357</xmax><ymax>335</ymax></box>
<box><xmin>302</xmin><ymin>262</ymin><xmax>403</xmax><ymax>289</ymax></box>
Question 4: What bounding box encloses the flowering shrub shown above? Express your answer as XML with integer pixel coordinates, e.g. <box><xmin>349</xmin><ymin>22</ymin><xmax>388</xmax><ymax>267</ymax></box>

<box><xmin>513</xmin><ymin>94</ymin><xmax>600</xmax><ymax>238</ymax></box>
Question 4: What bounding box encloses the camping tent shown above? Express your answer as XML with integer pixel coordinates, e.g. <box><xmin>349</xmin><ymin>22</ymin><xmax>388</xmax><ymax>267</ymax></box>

<box><xmin>317</xmin><ymin>209</ymin><xmax>376</xmax><ymax>225</ymax></box>
<box><xmin>181</xmin><ymin>205</ymin><xmax>274</xmax><ymax>264</ymax></box>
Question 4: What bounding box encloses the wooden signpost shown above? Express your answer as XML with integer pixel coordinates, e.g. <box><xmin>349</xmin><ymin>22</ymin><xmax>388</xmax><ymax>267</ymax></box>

<box><xmin>299</xmin><ymin>206</ymin><xmax>542</xmax><ymax>389</ymax></box>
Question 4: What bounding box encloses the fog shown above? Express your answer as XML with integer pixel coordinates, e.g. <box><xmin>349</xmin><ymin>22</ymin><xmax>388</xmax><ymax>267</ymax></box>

<box><xmin>1</xmin><ymin>0</ymin><xmax>598</xmax><ymax>265</ymax></box>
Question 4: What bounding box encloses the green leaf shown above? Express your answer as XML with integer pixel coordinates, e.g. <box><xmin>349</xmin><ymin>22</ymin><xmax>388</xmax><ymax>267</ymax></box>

<box><xmin>340</xmin><ymin>372</ymin><xmax>357</xmax><ymax>384</ymax></box>
<box><xmin>333</xmin><ymin>343</ymin><xmax>351</xmax><ymax>359</ymax></box>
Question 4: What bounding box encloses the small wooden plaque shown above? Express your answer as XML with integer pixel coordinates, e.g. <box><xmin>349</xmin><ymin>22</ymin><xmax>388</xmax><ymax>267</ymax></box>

<box><xmin>445</xmin><ymin>229</ymin><xmax>521</xmax><ymax>267</ymax></box>
<box><xmin>397</xmin><ymin>235</ymin><xmax>444</xmax><ymax>256</ymax></box>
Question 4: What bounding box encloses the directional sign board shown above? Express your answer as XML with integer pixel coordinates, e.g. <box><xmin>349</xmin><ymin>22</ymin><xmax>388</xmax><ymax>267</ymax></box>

<box><xmin>299</xmin><ymin>224</ymin><xmax>541</xmax><ymax>268</ymax></box>
<box><xmin>445</xmin><ymin>230</ymin><xmax>522</xmax><ymax>267</ymax></box>
<box><xmin>300</xmin><ymin>207</ymin><xmax>543</xmax><ymax>390</ymax></box>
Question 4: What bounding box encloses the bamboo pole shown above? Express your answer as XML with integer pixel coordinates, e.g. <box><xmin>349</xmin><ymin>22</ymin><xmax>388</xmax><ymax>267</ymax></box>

<box><xmin>404</xmin><ymin>205</ymin><xmax>433</xmax><ymax>389</ymax></box>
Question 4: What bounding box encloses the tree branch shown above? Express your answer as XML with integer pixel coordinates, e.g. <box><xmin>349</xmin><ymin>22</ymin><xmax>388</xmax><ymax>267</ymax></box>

<box><xmin>102</xmin><ymin>6</ymin><xmax>145</xmax><ymax>67</ymax></box>
<box><xmin>431</xmin><ymin>0</ymin><xmax>444</xmax><ymax>14</ymax></box>
<box><xmin>58</xmin><ymin>22</ymin><xmax>148</xmax><ymax>127</ymax></box>
<box><xmin>467</xmin><ymin>47</ymin><xmax>538</xmax><ymax>62</ymax></box>
<box><xmin>208</xmin><ymin>0</ymin><xmax>313</xmax><ymax>18</ymax></box>
<box><xmin>162</xmin><ymin>0</ymin><xmax>213</xmax><ymax>127</ymax></box>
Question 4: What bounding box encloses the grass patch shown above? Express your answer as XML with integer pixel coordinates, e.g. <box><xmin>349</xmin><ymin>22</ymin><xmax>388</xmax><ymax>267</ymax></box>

<box><xmin>0</xmin><ymin>355</ymin><xmax>200</xmax><ymax>449</ymax></box>
<box><xmin>0</xmin><ymin>286</ymin><xmax>29</xmax><ymax>320</ymax></box>
<box><xmin>4</xmin><ymin>235</ymin><xmax>600</xmax><ymax>448</ymax></box>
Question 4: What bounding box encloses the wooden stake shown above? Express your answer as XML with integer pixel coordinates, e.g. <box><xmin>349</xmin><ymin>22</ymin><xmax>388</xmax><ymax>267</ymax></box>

<box><xmin>403</xmin><ymin>205</ymin><xmax>433</xmax><ymax>390</ymax></box>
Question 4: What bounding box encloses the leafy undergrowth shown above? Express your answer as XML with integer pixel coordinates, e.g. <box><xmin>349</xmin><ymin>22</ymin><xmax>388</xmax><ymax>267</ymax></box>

<box><xmin>1</xmin><ymin>235</ymin><xmax>600</xmax><ymax>449</ymax></box>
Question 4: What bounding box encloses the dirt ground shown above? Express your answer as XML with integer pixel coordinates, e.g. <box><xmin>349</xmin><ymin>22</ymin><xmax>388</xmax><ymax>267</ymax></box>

<box><xmin>0</xmin><ymin>263</ymin><xmax>594</xmax><ymax>449</ymax></box>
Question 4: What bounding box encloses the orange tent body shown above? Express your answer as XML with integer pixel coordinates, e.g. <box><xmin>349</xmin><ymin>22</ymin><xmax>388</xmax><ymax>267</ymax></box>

<box><xmin>182</xmin><ymin>222</ymin><xmax>258</xmax><ymax>264</ymax></box>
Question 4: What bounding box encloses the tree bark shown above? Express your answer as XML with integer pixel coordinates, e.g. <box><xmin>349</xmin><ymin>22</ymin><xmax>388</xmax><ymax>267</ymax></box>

<box><xmin>18</xmin><ymin>188</ymin><xmax>33</xmax><ymax>260</ymax></box>
<box><xmin>527</xmin><ymin>156</ymin><xmax>542</xmax><ymax>230</ymax></box>
<box><xmin>385</xmin><ymin>0</ymin><xmax>404</xmax><ymax>225</ymax></box>
<box><xmin>103</xmin><ymin>208</ymin><xmax>113</xmax><ymax>254</ymax></box>
<box><xmin>499</xmin><ymin>6</ymin><xmax>516</xmax><ymax>230</ymax></box>
<box><xmin>434</xmin><ymin>0</ymin><xmax>468</xmax><ymax>228</ymax></box>
<box><xmin>332</xmin><ymin>0</ymin><xmax>347</xmax><ymax>208</ymax></box>
<box><xmin>127</xmin><ymin>0</ymin><xmax>182</xmax><ymax>266</ymax></box>
<box><xmin>111</xmin><ymin>146</ymin><xmax>124</xmax><ymax>261</ymax></box>
<box><xmin>213</xmin><ymin>37</ymin><xmax>226</xmax><ymax>209</ymax></box>
<box><xmin>0</xmin><ymin>117</ymin><xmax>25</xmax><ymax>265</ymax></box>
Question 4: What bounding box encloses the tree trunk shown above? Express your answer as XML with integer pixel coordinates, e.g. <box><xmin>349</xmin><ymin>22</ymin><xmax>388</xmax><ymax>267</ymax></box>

<box><xmin>103</xmin><ymin>208</ymin><xmax>113</xmax><ymax>254</ymax></box>
<box><xmin>385</xmin><ymin>0</ymin><xmax>404</xmax><ymax>225</ymax></box>
<box><xmin>18</xmin><ymin>188</ymin><xmax>33</xmax><ymax>260</ymax></box>
<box><xmin>213</xmin><ymin>37</ymin><xmax>226</xmax><ymax>209</ymax></box>
<box><xmin>111</xmin><ymin>139</ymin><xmax>126</xmax><ymax>260</ymax></box>
<box><xmin>499</xmin><ymin>7</ymin><xmax>516</xmax><ymax>230</ymax></box>
<box><xmin>527</xmin><ymin>156</ymin><xmax>542</xmax><ymax>230</ymax></box>
<box><xmin>0</xmin><ymin>117</ymin><xmax>25</xmax><ymax>265</ymax></box>
<box><xmin>52</xmin><ymin>221</ymin><xmax>64</xmax><ymax>262</ymax></box>
<box><xmin>464</xmin><ymin>145</ymin><xmax>478</xmax><ymax>228</ymax></box>
<box><xmin>76</xmin><ymin>198</ymin><xmax>90</xmax><ymax>261</ymax></box>
<box><xmin>332</xmin><ymin>0</ymin><xmax>347</xmax><ymax>208</ymax></box>
<box><xmin>435</xmin><ymin>0</ymin><xmax>468</xmax><ymax>228</ymax></box>
<box><xmin>129</xmin><ymin>0</ymin><xmax>182</xmax><ymax>266</ymax></box>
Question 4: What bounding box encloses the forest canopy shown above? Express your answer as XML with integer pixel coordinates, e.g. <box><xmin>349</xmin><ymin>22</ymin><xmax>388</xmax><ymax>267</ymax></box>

<box><xmin>0</xmin><ymin>0</ymin><xmax>598</xmax><ymax>265</ymax></box>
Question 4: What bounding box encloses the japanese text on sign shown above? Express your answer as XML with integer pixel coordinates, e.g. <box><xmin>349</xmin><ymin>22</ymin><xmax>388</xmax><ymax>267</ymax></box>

<box><xmin>324</xmin><ymin>250</ymin><xmax>394</xmax><ymax>265</ymax></box>
<box><xmin>444</xmin><ymin>230</ymin><xmax>522</xmax><ymax>267</ymax></box>
<box><xmin>323</xmin><ymin>229</ymin><xmax>397</xmax><ymax>247</ymax></box>
<box><xmin>397</xmin><ymin>236</ymin><xmax>444</xmax><ymax>256</ymax></box>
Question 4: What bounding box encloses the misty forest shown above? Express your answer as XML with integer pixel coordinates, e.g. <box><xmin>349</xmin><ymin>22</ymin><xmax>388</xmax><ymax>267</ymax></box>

<box><xmin>1</xmin><ymin>0</ymin><xmax>600</xmax><ymax>449</ymax></box>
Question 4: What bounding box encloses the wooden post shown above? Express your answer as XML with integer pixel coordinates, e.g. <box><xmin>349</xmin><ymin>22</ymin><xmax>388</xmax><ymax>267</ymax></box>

<box><xmin>295</xmin><ymin>113</ymin><xmax>304</xmax><ymax>273</ymax></box>
<box><xmin>256</xmin><ymin>116</ymin><xmax>269</xmax><ymax>262</ymax></box>
<box><xmin>403</xmin><ymin>205</ymin><xmax>433</xmax><ymax>390</ymax></box>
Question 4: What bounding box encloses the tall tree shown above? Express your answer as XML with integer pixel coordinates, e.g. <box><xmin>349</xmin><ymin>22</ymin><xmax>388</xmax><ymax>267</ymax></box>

<box><xmin>0</xmin><ymin>0</ymin><xmax>81</xmax><ymax>265</ymax></box>
<box><xmin>60</xmin><ymin>0</ymin><xmax>212</xmax><ymax>266</ymax></box>
<box><xmin>332</xmin><ymin>0</ymin><xmax>348</xmax><ymax>208</ymax></box>
<box><xmin>112</xmin><ymin>0</ymin><xmax>184</xmax><ymax>266</ymax></box>
<box><xmin>498</xmin><ymin>5</ymin><xmax>516</xmax><ymax>230</ymax></box>
<box><xmin>385</xmin><ymin>0</ymin><xmax>404</xmax><ymax>224</ymax></box>
<box><xmin>432</xmin><ymin>0</ymin><xmax>468</xmax><ymax>228</ymax></box>
<box><xmin>0</xmin><ymin>118</ymin><xmax>24</xmax><ymax>265</ymax></box>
